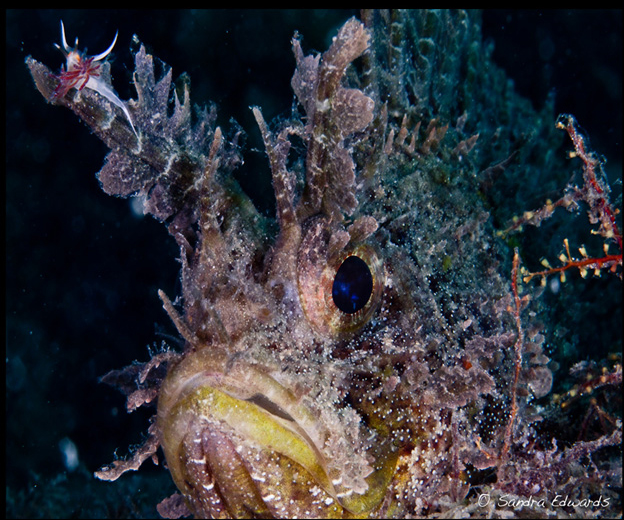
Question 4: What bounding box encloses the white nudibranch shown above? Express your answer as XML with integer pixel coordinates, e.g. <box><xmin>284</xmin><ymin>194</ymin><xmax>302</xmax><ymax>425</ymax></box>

<box><xmin>54</xmin><ymin>20</ymin><xmax>138</xmax><ymax>138</ymax></box>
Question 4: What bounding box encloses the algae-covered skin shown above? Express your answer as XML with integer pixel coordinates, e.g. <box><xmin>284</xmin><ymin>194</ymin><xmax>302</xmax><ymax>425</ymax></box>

<box><xmin>22</xmin><ymin>9</ymin><xmax>621</xmax><ymax>518</ymax></box>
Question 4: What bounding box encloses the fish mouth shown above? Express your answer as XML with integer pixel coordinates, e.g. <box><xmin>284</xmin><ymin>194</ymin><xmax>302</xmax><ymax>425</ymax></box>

<box><xmin>157</xmin><ymin>346</ymin><xmax>398</xmax><ymax>517</ymax></box>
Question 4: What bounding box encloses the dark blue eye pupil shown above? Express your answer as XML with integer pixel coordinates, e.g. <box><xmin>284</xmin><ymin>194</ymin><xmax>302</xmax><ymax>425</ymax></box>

<box><xmin>332</xmin><ymin>256</ymin><xmax>373</xmax><ymax>314</ymax></box>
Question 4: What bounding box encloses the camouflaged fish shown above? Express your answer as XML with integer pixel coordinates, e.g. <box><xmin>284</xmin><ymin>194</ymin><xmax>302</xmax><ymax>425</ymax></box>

<box><xmin>26</xmin><ymin>9</ymin><xmax>621</xmax><ymax>519</ymax></box>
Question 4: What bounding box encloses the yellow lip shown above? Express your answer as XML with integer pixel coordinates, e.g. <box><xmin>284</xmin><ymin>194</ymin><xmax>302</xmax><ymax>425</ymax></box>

<box><xmin>157</xmin><ymin>346</ymin><xmax>398</xmax><ymax>517</ymax></box>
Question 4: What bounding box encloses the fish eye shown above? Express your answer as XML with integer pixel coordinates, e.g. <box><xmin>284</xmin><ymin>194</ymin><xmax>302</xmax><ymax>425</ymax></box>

<box><xmin>298</xmin><ymin>222</ymin><xmax>384</xmax><ymax>336</ymax></box>
<box><xmin>332</xmin><ymin>255</ymin><xmax>373</xmax><ymax>314</ymax></box>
